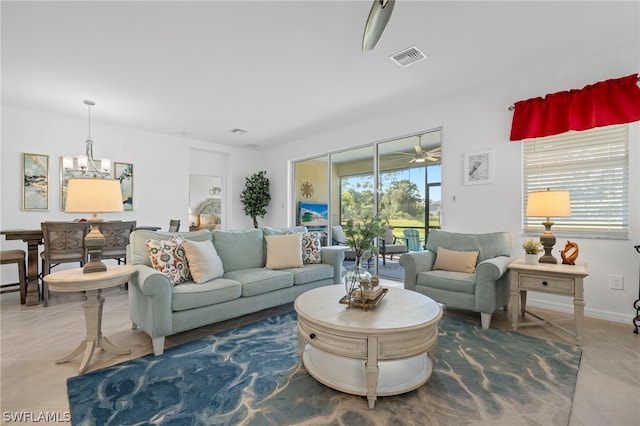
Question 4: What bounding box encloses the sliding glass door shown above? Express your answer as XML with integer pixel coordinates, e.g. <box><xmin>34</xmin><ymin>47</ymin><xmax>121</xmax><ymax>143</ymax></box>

<box><xmin>292</xmin><ymin>128</ymin><xmax>442</xmax><ymax>281</ymax></box>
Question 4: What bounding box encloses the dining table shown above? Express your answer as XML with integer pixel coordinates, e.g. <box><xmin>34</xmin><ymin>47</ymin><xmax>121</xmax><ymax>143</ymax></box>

<box><xmin>1</xmin><ymin>225</ymin><xmax>161</xmax><ymax>306</ymax></box>
<box><xmin>1</xmin><ymin>229</ymin><xmax>44</xmax><ymax>305</ymax></box>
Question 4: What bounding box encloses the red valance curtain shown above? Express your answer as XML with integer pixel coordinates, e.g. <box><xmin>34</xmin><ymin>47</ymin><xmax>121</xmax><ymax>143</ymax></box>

<box><xmin>510</xmin><ymin>74</ymin><xmax>640</xmax><ymax>141</ymax></box>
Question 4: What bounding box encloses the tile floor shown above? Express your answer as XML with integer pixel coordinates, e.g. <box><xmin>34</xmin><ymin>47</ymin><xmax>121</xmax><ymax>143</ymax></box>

<box><xmin>0</xmin><ymin>279</ymin><xmax>638</xmax><ymax>425</ymax></box>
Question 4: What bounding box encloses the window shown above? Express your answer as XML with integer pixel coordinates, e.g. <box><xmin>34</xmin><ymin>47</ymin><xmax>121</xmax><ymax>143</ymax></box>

<box><xmin>523</xmin><ymin>124</ymin><xmax>629</xmax><ymax>239</ymax></box>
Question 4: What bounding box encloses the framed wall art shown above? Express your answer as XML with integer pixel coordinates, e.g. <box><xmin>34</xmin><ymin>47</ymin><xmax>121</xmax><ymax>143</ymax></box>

<box><xmin>114</xmin><ymin>162</ymin><xmax>133</xmax><ymax>211</ymax></box>
<box><xmin>23</xmin><ymin>153</ymin><xmax>49</xmax><ymax>210</ymax></box>
<box><xmin>463</xmin><ymin>148</ymin><xmax>493</xmax><ymax>185</ymax></box>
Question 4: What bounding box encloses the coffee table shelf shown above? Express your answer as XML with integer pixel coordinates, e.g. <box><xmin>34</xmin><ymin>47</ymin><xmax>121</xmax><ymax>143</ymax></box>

<box><xmin>295</xmin><ymin>285</ymin><xmax>442</xmax><ymax>409</ymax></box>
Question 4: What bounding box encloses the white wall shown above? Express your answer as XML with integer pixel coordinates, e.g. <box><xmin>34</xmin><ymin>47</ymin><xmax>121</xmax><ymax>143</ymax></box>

<box><xmin>0</xmin><ymin>106</ymin><xmax>260</xmax><ymax>274</ymax></box>
<box><xmin>261</xmin><ymin>38</ymin><xmax>640</xmax><ymax>324</ymax></box>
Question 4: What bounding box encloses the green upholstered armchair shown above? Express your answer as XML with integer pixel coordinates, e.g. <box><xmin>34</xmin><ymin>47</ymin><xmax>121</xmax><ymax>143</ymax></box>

<box><xmin>399</xmin><ymin>229</ymin><xmax>513</xmax><ymax>329</ymax></box>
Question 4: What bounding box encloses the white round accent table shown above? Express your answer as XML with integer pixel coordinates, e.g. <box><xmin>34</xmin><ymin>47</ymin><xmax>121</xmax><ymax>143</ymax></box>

<box><xmin>294</xmin><ymin>285</ymin><xmax>442</xmax><ymax>409</ymax></box>
<box><xmin>44</xmin><ymin>264</ymin><xmax>136</xmax><ymax>373</ymax></box>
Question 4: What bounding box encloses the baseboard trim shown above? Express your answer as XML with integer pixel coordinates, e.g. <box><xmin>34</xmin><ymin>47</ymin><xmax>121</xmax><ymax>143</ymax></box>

<box><xmin>525</xmin><ymin>298</ymin><xmax>632</xmax><ymax>325</ymax></box>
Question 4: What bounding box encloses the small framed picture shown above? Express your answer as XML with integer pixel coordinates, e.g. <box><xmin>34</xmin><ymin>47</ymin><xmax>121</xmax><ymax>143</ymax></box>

<box><xmin>114</xmin><ymin>162</ymin><xmax>133</xmax><ymax>211</ymax></box>
<box><xmin>23</xmin><ymin>153</ymin><xmax>49</xmax><ymax>210</ymax></box>
<box><xmin>463</xmin><ymin>149</ymin><xmax>492</xmax><ymax>185</ymax></box>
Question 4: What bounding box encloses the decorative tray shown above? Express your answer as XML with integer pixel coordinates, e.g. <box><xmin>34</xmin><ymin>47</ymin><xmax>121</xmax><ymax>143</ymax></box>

<box><xmin>339</xmin><ymin>287</ymin><xmax>388</xmax><ymax>310</ymax></box>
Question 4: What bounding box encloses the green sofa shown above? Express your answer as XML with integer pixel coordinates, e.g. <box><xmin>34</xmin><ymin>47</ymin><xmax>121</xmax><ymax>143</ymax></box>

<box><xmin>127</xmin><ymin>227</ymin><xmax>344</xmax><ymax>355</ymax></box>
<box><xmin>399</xmin><ymin>229</ymin><xmax>513</xmax><ymax>329</ymax></box>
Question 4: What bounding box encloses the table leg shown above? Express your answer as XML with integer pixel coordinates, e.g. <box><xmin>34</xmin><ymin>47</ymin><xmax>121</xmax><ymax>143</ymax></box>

<box><xmin>574</xmin><ymin>277</ymin><xmax>585</xmax><ymax>346</ymax></box>
<box><xmin>510</xmin><ymin>270</ymin><xmax>519</xmax><ymax>330</ymax></box>
<box><xmin>520</xmin><ymin>290</ymin><xmax>527</xmax><ymax>317</ymax></box>
<box><xmin>55</xmin><ymin>289</ymin><xmax>129</xmax><ymax>373</ymax></box>
<box><xmin>365</xmin><ymin>337</ymin><xmax>379</xmax><ymax>409</ymax></box>
<box><xmin>296</xmin><ymin>327</ymin><xmax>305</xmax><ymax>363</ymax></box>
<box><xmin>25</xmin><ymin>240</ymin><xmax>40</xmax><ymax>305</ymax></box>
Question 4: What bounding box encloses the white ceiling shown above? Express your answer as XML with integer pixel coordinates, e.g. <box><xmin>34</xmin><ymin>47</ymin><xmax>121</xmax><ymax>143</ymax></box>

<box><xmin>2</xmin><ymin>1</ymin><xmax>638</xmax><ymax>149</ymax></box>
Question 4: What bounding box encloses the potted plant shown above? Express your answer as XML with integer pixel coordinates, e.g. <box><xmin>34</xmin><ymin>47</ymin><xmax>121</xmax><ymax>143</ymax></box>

<box><xmin>522</xmin><ymin>238</ymin><xmax>542</xmax><ymax>264</ymax></box>
<box><xmin>240</xmin><ymin>171</ymin><xmax>271</xmax><ymax>228</ymax></box>
<box><xmin>342</xmin><ymin>214</ymin><xmax>388</xmax><ymax>305</ymax></box>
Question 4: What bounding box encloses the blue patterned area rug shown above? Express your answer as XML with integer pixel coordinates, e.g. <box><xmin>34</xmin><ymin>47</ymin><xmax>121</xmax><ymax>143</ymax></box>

<box><xmin>67</xmin><ymin>311</ymin><xmax>581</xmax><ymax>425</ymax></box>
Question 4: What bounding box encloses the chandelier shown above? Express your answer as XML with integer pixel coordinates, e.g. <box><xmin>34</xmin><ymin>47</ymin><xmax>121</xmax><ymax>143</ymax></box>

<box><xmin>63</xmin><ymin>100</ymin><xmax>111</xmax><ymax>177</ymax></box>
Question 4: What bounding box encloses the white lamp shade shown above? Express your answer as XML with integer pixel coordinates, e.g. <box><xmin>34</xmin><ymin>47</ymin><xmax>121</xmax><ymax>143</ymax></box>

<box><xmin>526</xmin><ymin>190</ymin><xmax>571</xmax><ymax>217</ymax></box>
<box><xmin>65</xmin><ymin>178</ymin><xmax>124</xmax><ymax>214</ymax></box>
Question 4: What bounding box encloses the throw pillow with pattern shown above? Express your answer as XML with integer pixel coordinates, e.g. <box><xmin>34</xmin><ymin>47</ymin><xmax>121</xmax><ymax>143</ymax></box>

<box><xmin>301</xmin><ymin>231</ymin><xmax>322</xmax><ymax>264</ymax></box>
<box><xmin>146</xmin><ymin>237</ymin><xmax>191</xmax><ymax>285</ymax></box>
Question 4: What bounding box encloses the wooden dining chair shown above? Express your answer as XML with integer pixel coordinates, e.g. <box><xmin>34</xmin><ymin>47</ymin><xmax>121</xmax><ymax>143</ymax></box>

<box><xmin>40</xmin><ymin>221</ymin><xmax>90</xmax><ymax>306</ymax></box>
<box><xmin>99</xmin><ymin>221</ymin><xmax>137</xmax><ymax>264</ymax></box>
<box><xmin>0</xmin><ymin>249</ymin><xmax>27</xmax><ymax>304</ymax></box>
<box><xmin>168</xmin><ymin>219</ymin><xmax>180</xmax><ymax>232</ymax></box>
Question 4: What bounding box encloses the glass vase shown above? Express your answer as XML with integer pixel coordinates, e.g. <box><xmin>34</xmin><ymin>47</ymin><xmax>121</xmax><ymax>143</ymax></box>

<box><xmin>343</xmin><ymin>258</ymin><xmax>371</xmax><ymax>307</ymax></box>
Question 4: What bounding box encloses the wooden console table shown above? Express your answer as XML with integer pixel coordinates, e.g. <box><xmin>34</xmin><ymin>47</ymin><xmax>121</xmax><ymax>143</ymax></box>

<box><xmin>508</xmin><ymin>258</ymin><xmax>588</xmax><ymax>345</ymax></box>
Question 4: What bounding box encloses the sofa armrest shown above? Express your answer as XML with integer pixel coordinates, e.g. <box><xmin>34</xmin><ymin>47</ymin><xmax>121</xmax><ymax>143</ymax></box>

<box><xmin>399</xmin><ymin>250</ymin><xmax>436</xmax><ymax>291</ymax></box>
<box><xmin>128</xmin><ymin>264</ymin><xmax>173</xmax><ymax>340</ymax></box>
<box><xmin>320</xmin><ymin>246</ymin><xmax>346</xmax><ymax>284</ymax></box>
<box><xmin>132</xmin><ymin>264</ymin><xmax>173</xmax><ymax>296</ymax></box>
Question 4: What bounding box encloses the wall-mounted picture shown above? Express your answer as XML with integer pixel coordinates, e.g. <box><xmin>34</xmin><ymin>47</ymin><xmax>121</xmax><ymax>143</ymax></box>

<box><xmin>463</xmin><ymin>148</ymin><xmax>493</xmax><ymax>185</ymax></box>
<box><xmin>59</xmin><ymin>157</ymin><xmax>107</xmax><ymax>210</ymax></box>
<box><xmin>23</xmin><ymin>153</ymin><xmax>49</xmax><ymax>210</ymax></box>
<box><xmin>114</xmin><ymin>162</ymin><xmax>134</xmax><ymax>211</ymax></box>
<box><xmin>298</xmin><ymin>202</ymin><xmax>329</xmax><ymax>227</ymax></box>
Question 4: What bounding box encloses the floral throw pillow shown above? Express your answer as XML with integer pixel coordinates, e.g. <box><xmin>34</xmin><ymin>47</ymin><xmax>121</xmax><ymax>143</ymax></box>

<box><xmin>301</xmin><ymin>232</ymin><xmax>322</xmax><ymax>264</ymax></box>
<box><xmin>146</xmin><ymin>237</ymin><xmax>191</xmax><ymax>285</ymax></box>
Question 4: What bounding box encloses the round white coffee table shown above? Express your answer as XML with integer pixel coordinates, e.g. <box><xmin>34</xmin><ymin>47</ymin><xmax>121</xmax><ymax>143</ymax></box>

<box><xmin>44</xmin><ymin>264</ymin><xmax>136</xmax><ymax>373</ymax></box>
<box><xmin>294</xmin><ymin>285</ymin><xmax>442</xmax><ymax>409</ymax></box>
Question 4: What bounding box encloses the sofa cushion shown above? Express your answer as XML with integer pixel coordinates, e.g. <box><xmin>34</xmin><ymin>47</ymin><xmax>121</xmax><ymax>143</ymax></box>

<box><xmin>171</xmin><ymin>278</ymin><xmax>242</xmax><ymax>311</ymax></box>
<box><xmin>223</xmin><ymin>268</ymin><xmax>294</xmax><ymax>296</ymax></box>
<box><xmin>417</xmin><ymin>270</ymin><xmax>476</xmax><ymax>295</ymax></box>
<box><xmin>280</xmin><ymin>263</ymin><xmax>334</xmax><ymax>285</ymax></box>
<box><xmin>212</xmin><ymin>229</ymin><xmax>265</xmax><ymax>272</ymax></box>
<box><xmin>146</xmin><ymin>237</ymin><xmax>191</xmax><ymax>285</ymax></box>
<box><xmin>183</xmin><ymin>239</ymin><xmax>224</xmax><ymax>283</ymax></box>
<box><xmin>130</xmin><ymin>229</ymin><xmax>213</xmax><ymax>267</ymax></box>
<box><xmin>301</xmin><ymin>232</ymin><xmax>322</xmax><ymax>264</ymax></box>
<box><xmin>265</xmin><ymin>234</ymin><xmax>304</xmax><ymax>269</ymax></box>
<box><xmin>433</xmin><ymin>247</ymin><xmax>479</xmax><ymax>273</ymax></box>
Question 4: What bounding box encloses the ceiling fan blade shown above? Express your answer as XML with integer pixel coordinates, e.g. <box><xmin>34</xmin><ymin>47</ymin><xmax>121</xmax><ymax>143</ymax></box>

<box><xmin>414</xmin><ymin>144</ymin><xmax>424</xmax><ymax>155</ymax></box>
<box><xmin>362</xmin><ymin>0</ymin><xmax>396</xmax><ymax>51</ymax></box>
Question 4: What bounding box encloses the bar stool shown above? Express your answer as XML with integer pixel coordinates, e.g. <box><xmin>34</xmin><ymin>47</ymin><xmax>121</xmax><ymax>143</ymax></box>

<box><xmin>0</xmin><ymin>250</ymin><xmax>27</xmax><ymax>304</ymax></box>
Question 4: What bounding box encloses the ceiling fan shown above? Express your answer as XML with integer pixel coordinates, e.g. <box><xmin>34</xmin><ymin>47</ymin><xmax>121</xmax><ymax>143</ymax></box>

<box><xmin>362</xmin><ymin>0</ymin><xmax>396</xmax><ymax>50</ymax></box>
<box><xmin>389</xmin><ymin>135</ymin><xmax>442</xmax><ymax>164</ymax></box>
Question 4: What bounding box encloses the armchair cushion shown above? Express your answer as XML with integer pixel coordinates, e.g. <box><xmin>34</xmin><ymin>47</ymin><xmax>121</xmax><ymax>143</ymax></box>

<box><xmin>432</xmin><ymin>247</ymin><xmax>479</xmax><ymax>273</ymax></box>
<box><xmin>331</xmin><ymin>225</ymin><xmax>347</xmax><ymax>245</ymax></box>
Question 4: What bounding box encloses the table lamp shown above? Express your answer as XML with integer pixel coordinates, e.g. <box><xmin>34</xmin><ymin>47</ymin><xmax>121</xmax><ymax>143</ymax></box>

<box><xmin>526</xmin><ymin>188</ymin><xmax>571</xmax><ymax>264</ymax></box>
<box><xmin>65</xmin><ymin>177</ymin><xmax>124</xmax><ymax>273</ymax></box>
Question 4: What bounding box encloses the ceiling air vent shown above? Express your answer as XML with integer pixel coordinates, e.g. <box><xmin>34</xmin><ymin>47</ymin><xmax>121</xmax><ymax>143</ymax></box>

<box><xmin>389</xmin><ymin>46</ymin><xmax>426</xmax><ymax>68</ymax></box>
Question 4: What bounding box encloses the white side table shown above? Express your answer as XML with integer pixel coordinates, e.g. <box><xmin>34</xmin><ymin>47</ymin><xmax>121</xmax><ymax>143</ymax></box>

<box><xmin>43</xmin><ymin>264</ymin><xmax>136</xmax><ymax>373</ymax></box>
<box><xmin>508</xmin><ymin>258</ymin><xmax>588</xmax><ymax>345</ymax></box>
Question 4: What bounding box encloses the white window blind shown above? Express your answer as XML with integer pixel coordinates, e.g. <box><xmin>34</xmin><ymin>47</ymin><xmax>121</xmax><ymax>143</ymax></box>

<box><xmin>523</xmin><ymin>125</ymin><xmax>629</xmax><ymax>239</ymax></box>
